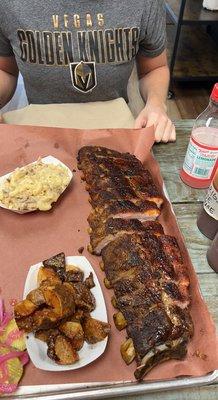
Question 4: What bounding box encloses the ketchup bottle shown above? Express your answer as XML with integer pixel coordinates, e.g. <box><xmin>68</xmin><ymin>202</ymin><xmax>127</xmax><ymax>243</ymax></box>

<box><xmin>180</xmin><ymin>83</ymin><xmax>218</xmax><ymax>189</ymax></box>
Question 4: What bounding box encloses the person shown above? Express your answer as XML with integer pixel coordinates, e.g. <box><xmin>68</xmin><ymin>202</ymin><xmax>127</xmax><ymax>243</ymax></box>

<box><xmin>0</xmin><ymin>0</ymin><xmax>175</xmax><ymax>142</ymax></box>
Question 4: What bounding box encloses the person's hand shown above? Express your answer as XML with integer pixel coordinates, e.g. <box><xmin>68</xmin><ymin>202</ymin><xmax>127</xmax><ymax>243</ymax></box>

<box><xmin>134</xmin><ymin>102</ymin><xmax>176</xmax><ymax>143</ymax></box>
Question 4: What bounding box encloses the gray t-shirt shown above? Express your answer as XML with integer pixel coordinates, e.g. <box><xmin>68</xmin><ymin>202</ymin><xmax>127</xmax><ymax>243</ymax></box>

<box><xmin>0</xmin><ymin>1</ymin><xmax>166</xmax><ymax>104</ymax></box>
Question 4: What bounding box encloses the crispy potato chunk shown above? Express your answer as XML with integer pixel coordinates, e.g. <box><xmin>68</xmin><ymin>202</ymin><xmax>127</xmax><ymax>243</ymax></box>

<box><xmin>26</xmin><ymin>288</ymin><xmax>45</xmax><ymax>306</ymax></box>
<box><xmin>35</xmin><ymin>328</ymin><xmax>60</xmax><ymax>343</ymax></box>
<box><xmin>65</xmin><ymin>265</ymin><xmax>84</xmax><ymax>283</ymax></box>
<box><xmin>120</xmin><ymin>338</ymin><xmax>136</xmax><ymax>365</ymax></box>
<box><xmin>69</xmin><ymin>282</ymin><xmax>96</xmax><ymax>312</ymax></box>
<box><xmin>113</xmin><ymin>311</ymin><xmax>127</xmax><ymax>331</ymax></box>
<box><xmin>83</xmin><ymin>317</ymin><xmax>110</xmax><ymax>344</ymax></box>
<box><xmin>41</xmin><ymin>283</ymin><xmax>75</xmax><ymax>317</ymax></box>
<box><xmin>43</xmin><ymin>252</ymin><xmax>66</xmax><ymax>281</ymax></box>
<box><xmin>14</xmin><ymin>299</ymin><xmax>37</xmax><ymax>319</ymax></box>
<box><xmin>59</xmin><ymin>321</ymin><xmax>84</xmax><ymax>351</ymax></box>
<box><xmin>73</xmin><ymin>309</ymin><xmax>86</xmax><ymax>321</ymax></box>
<box><xmin>84</xmin><ymin>272</ymin><xmax>95</xmax><ymax>289</ymax></box>
<box><xmin>15</xmin><ymin>314</ymin><xmax>35</xmax><ymax>333</ymax></box>
<box><xmin>37</xmin><ymin>266</ymin><xmax>61</xmax><ymax>286</ymax></box>
<box><xmin>47</xmin><ymin>334</ymin><xmax>79</xmax><ymax>364</ymax></box>
<box><xmin>33</xmin><ymin>308</ymin><xmax>60</xmax><ymax>331</ymax></box>
<box><xmin>59</xmin><ymin>321</ymin><xmax>83</xmax><ymax>340</ymax></box>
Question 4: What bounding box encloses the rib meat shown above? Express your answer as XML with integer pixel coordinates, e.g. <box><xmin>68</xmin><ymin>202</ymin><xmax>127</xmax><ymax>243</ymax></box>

<box><xmin>101</xmin><ymin>233</ymin><xmax>193</xmax><ymax>379</ymax></box>
<box><xmin>88</xmin><ymin>200</ymin><xmax>160</xmax><ymax>231</ymax></box>
<box><xmin>78</xmin><ymin>145</ymin><xmax>193</xmax><ymax>380</ymax></box>
<box><xmin>78</xmin><ymin>146</ymin><xmax>163</xmax><ymax>208</ymax></box>
<box><xmin>89</xmin><ymin>219</ymin><xmax>164</xmax><ymax>255</ymax></box>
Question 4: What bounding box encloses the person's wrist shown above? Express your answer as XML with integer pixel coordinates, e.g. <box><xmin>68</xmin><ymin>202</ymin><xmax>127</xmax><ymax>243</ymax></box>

<box><xmin>145</xmin><ymin>96</ymin><xmax>167</xmax><ymax>112</ymax></box>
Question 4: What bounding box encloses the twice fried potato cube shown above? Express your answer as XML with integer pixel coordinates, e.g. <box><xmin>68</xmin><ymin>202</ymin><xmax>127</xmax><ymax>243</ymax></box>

<box><xmin>14</xmin><ymin>299</ymin><xmax>37</xmax><ymax>319</ymax></box>
<box><xmin>76</xmin><ymin>310</ymin><xmax>86</xmax><ymax>321</ymax></box>
<box><xmin>15</xmin><ymin>314</ymin><xmax>35</xmax><ymax>333</ymax></box>
<box><xmin>35</xmin><ymin>328</ymin><xmax>60</xmax><ymax>343</ymax></box>
<box><xmin>65</xmin><ymin>265</ymin><xmax>84</xmax><ymax>283</ymax></box>
<box><xmin>43</xmin><ymin>252</ymin><xmax>66</xmax><ymax>281</ymax></box>
<box><xmin>41</xmin><ymin>283</ymin><xmax>75</xmax><ymax>317</ymax></box>
<box><xmin>59</xmin><ymin>321</ymin><xmax>84</xmax><ymax>351</ymax></box>
<box><xmin>37</xmin><ymin>266</ymin><xmax>61</xmax><ymax>286</ymax></box>
<box><xmin>47</xmin><ymin>334</ymin><xmax>79</xmax><ymax>365</ymax></box>
<box><xmin>69</xmin><ymin>282</ymin><xmax>96</xmax><ymax>312</ymax></box>
<box><xmin>83</xmin><ymin>317</ymin><xmax>110</xmax><ymax>344</ymax></box>
<box><xmin>33</xmin><ymin>308</ymin><xmax>59</xmax><ymax>331</ymax></box>
<box><xmin>120</xmin><ymin>338</ymin><xmax>136</xmax><ymax>365</ymax></box>
<box><xmin>59</xmin><ymin>321</ymin><xmax>83</xmax><ymax>340</ymax></box>
<box><xmin>113</xmin><ymin>311</ymin><xmax>127</xmax><ymax>331</ymax></box>
<box><xmin>26</xmin><ymin>288</ymin><xmax>45</xmax><ymax>306</ymax></box>
<box><xmin>84</xmin><ymin>272</ymin><xmax>95</xmax><ymax>289</ymax></box>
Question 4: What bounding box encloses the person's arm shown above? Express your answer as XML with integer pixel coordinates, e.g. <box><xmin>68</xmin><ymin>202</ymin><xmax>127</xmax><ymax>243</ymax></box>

<box><xmin>135</xmin><ymin>50</ymin><xmax>175</xmax><ymax>143</ymax></box>
<box><xmin>0</xmin><ymin>56</ymin><xmax>18</xmax><ymax>109</ymax></box>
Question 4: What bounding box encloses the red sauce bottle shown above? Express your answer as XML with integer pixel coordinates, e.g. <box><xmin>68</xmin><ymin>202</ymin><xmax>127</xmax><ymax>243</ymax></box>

<box><xmin>180</xmin><ymin>83</ymin><xmax>218</xmax><ymax>189</ymax></box>
<box><xmin>197</xmin><ymin>168</ymin><xmax>218</xmax><ymax>239</ymax></box>
<box><xmin>207</xmin><ymin>232</ymin><xmax>218</xmax><ymax>273</ymax></box>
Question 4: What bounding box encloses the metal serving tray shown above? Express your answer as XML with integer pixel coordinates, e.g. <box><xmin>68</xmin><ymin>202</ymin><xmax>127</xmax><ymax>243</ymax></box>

<box><xmin>4</xmin><ymin>186</ymin><xmax>217</xmax><ymax>399</ymax></box>
<box><xmin>5</xmin><ymin>371</ymin><xmax>218</xmax><ymax>399</ymax></box>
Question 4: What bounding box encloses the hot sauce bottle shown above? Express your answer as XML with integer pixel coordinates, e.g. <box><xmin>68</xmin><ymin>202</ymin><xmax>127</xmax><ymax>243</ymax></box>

<box><xmin>207</xmin><ymin>231</ymin><xmax>218</xmax><ymax>273</ymax></box>
<box><xmin>197</xmin><ymin>168</ymin><xmax>218</xmax><ymax>240</ymax></box>
<box><xmin>180</xmin><ymin>83</ymin><xmax>218</xmax><ymax>189</ymax></box>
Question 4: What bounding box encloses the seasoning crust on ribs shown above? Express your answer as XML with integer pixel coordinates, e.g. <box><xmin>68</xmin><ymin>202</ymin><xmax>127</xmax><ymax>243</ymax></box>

<box><xmin>78</xmin><ymin>145</ymin><xmax>193</xmax><ymax>380</ymax></box>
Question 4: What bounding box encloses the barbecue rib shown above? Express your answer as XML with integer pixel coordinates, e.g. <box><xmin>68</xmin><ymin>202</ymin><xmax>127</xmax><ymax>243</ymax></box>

<box><xmin>101</xmin><ymin>233</ymin><xmax>193</xmax><ymax>379</ymax></box>
<box><xmin>78</xmin><ymin>145</ymin><xmax>193</xmax><ymax>380</ymax></box>
<box><xmin>78</xmin><ymin>146</ymin><xmax>163</xmax><ymax>208</ymax></box>
<box><xmin>89</xmin><ymin>219</ymin><xmax>164</xmax><ymax>255</ymax></box>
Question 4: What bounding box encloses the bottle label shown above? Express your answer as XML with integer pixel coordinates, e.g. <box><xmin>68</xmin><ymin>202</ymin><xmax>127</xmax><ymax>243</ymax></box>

<box><xmin>182</xmin><ymin>137</ymin><xmax>218</xmax><ymax>180</ymax></box>
<box><xmin>203</xmin><ymin>182</ymin><xmax>218</xmax><ymax>220</ymax></box>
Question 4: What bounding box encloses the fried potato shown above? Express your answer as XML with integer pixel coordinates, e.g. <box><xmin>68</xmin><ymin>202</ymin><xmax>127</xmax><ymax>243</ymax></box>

<box><xmin>69</xmin><ymin>282</ymin><xmax>96</xmax><ymax>312</ymax></box>
<box><xmin>47</xmin><ymin>334</ymin><xmax>79</xmax><ymax>365</ymax></box>
<box><xmin>65</xmin><ymin>265</ymin><xmax>84</xmax><ymax>283</ymax></box>
<box><xmin>33</xmin><ymin>308</ymin><xmax>59</xmax><ymax>331</ymax></box>
<box><xmin>83</xmin><ymin>317</ymin><xmax>110</xmax><ymax>344</ymax></box>
<box><xmin>41</xmin><ymin>283</ymin><xmax>75</xmax><ymax>317</ymax></box>
<box><xmin>59</xmin><ymin>321</ymin><xmax>84</xmax><ymax>351</ymax></box>
<box><xmin>37</xmin><ymin>266</ymin><xmax>61</xmax><ymax>286</ymax></box>
<box><xmin>43</xmin><ymin>252</ymin><xmax>66</xmax><ymax>281</ymax></box>
<box><xmin>14</xmin><ymin>299</ymin><xmax>37</xmax><ymax>319</ymax></box>
<box><xmin>15</xmin><ymin>314</ymin><xmax>35</xmax><ymax>333</ymax></box>
<box><xmin>84</xmin><ymin>272</ymin><xmax>95</xmax><ymax>289</ymax></box>
<box><xmin>26</xmin><ymin>288</ymin><xmax>45</xmax><ymax>306</ymax></box>
<box><xmin>35</xmin><ymin>328</ymin><xmax>60</xmax><ymax>343</ymax></box>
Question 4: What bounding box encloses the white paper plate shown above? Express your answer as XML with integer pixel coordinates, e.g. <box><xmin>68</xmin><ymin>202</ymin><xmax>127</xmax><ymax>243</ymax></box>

<box><xmin>0</xmin><ymin>156</ymin><xmax>73</xmax><ymax>214</ymax></box>
<box><xmin>23</xmin><ymin>256</ymin><xmax>108</xmax><ymax>371</ymax></box>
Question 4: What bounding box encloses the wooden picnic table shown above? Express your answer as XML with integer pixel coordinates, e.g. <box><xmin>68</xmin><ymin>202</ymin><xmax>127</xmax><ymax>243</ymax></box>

<box><xmin>110</xmin><ymin>119</ymin><xmax>218</xmax><ymax>400</ymax></box>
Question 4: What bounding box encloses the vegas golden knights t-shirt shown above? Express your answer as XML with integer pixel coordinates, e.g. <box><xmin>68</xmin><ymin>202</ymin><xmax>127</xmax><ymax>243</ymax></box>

<box><xmin>0</xmin><ymin>1</ymin><xmax>166</xmax><ymax>104</ymax></box>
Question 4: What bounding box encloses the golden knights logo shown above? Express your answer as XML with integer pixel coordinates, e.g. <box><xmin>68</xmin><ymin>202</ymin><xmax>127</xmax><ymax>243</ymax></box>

<box><xmin>70</xmin><ymin>61</ymin><xmax>97</xmax><ymax>93</ymax></box>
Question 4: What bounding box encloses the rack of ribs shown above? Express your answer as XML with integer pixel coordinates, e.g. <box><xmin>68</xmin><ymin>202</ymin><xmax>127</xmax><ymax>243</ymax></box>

<box><xmin>102</xmin><ymin>233</ymin><xmax>193</xmax><ymax>379</ymax></box>
<box><xmin>77</xmin><ymin>145</ymin><xmax>193</xmax><ymax>380</ymax></box>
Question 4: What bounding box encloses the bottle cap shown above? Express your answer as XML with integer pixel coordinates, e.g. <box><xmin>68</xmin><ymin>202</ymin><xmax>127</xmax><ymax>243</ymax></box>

<box><xmin>211</xmin><ymin>83</ymin><xmax>218</xmax><ymax>102</ymax></box>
